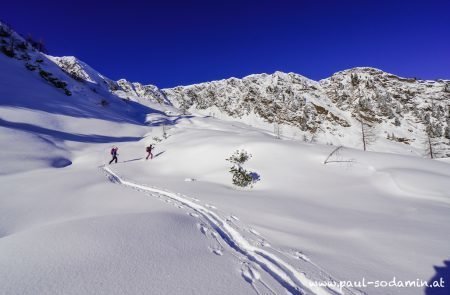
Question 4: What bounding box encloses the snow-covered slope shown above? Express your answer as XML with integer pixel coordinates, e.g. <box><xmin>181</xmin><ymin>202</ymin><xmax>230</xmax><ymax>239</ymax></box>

<box><xmin>321</xmin><ymin>67</ymin><xmax>450</xmax><ymax>152</ymax></box>
<box><xmin>42</xmin><ymin>26</ymin><xmax>449</xmax><ymax>159</ymax></box>
<box><xmin>161</xmin><ymin>69</ymin><xmax>450</xmax><ymax>157</ymax></box>
<box><xmin>0</xmin><ymin>22</ymin><xmax>164</xmax><ymax>174</ymax></box>
<box><xmin>47</xmin><ymin>42</ymin><xmax>450</xmax><ymax>160</ymax></box>
<box><xmin>1</xmin><ymin>21</ymin><xmax>449</xmax><ymax>295</ymax></box>
<box><xmin>116</xmin><ymin>78</ymin><xmax>170</xmax><ymax>104</ymax></box>
<box><xmin>50</xmin><ymin>55</ymin><xmax>170</xmax><ymax>105</ymax></box>
<box><xmin>0</xmin><ymin>22</ymin><xmax>255</xmax><ymax>295</ymax></box>
<box><xmin>48</xmin><ymin>55</ymin><xmax>118</xmax><ymax>92</ymax></box>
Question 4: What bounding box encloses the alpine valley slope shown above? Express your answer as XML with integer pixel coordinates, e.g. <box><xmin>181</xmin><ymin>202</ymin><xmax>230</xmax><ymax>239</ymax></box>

<box><xmin>161</xmin><ymin>69</ymin><xmax>450</xmax><ymax>157</ymax></box>
<box><xmin>53</xmin><ymin>54</ymin><xmax>450</xmax><ymax>158</ymax></box>
<box><xmin>1</xmin><ymin>22</ymin><xmax>450</xmax><ymax>295</ymax></box>
<box><xmin>0</xmin><ymin>23</ymin><xmax>253</xmax><ymax>295</ymax></box>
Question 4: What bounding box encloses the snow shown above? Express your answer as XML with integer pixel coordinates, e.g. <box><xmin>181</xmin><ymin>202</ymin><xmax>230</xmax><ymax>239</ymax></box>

<box><xmin>162</xmin><ymin>65</ymin><xmax>449</xmax><ymax>158</ymax></box>
<box><xmin>0</xmin><ymin>210</ymin><xmax>251</xmax><ymax>295</ymax></box>
<box><xmin>48</xmin><ymin>56</ymin><xmax>106</xmax><ymax>85</ymax></box>
<box><xmin>1</xmin><ymin>24</ymin><xmax>449</xmax><ymax>294</ymax></box>
<box><xmin>103</xmin><ymin>166</ymin><xmax>334</xmax><ymax>294</ymax></box>
<box><xmin>107</xmin><ymin>116</ymin><xmax>450</xmax><ymax>294</ymax></box>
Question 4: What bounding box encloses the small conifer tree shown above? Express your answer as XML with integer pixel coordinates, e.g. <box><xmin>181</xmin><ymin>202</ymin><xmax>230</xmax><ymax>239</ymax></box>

<box><xmin>226</xmin><ymin>150</ymin><xmax>258</xmax><ymax>188</ymax></box>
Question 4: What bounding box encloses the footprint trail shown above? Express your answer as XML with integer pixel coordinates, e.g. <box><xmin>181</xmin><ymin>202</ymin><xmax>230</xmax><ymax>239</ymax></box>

<box><xmin>103</xmin><ymin>166</ymin><xmax>355</xmax><ymax>295</ymax></box>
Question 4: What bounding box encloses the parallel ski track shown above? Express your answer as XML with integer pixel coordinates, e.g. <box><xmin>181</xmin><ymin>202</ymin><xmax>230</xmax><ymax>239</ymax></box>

<box><xmin>103</xmin><ymin>166</ymin><xmax>342</xmax><ymax>295</ymax></box>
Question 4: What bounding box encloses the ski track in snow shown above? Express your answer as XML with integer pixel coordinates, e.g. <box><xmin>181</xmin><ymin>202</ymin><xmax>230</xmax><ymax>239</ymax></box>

<box><xmin>103</xmin><ymin>166</ymin><xmax>357</xmax><ymax>295</ymax></box>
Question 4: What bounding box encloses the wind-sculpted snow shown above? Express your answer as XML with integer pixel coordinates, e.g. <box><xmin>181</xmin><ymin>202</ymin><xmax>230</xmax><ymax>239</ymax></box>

<box><xmin>103</xmin><ymin>166</ymin><xmax>360</xmax><ymax>295</ymax></box>
<box><xmin>1</xmin><ymin>20</ymin><xmax>450</xmax><ymax>295</ymax></box>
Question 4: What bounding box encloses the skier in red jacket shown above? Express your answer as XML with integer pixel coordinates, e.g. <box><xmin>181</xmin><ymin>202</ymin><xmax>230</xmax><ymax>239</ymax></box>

<box><xmin>109</xmin><ymin>146</ymin><xmax>118</xmax><ymax>164</ymax></box>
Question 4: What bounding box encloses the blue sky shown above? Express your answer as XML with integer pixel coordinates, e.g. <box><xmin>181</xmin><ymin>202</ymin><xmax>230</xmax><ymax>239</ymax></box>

<box><xmin>3</xmin><ymin>0</ymin><xmax>450</xmax><ymax>87</ymax></box>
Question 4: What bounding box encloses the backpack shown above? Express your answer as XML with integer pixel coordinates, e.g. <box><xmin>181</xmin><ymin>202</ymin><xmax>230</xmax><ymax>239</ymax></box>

<box><xmin>146</xmin><ymin>145</ymin><xmax>153</xmax><ymax>152</ymax></box>
<box><xmin>111</xmin><ymin>147</ymin><xmax>117</xmax><ymax>155</ymax></box>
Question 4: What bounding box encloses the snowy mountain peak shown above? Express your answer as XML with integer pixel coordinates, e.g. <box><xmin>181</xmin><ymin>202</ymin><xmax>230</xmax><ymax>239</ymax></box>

<box><xmin>49</xmin><ymin>55</ymin><xmax>169</xmax><ymax>104</ymax></box>
<box><xmin>333</xmin><ymin>66</ymin><xmax>386</xmax><ymax>74</ymax></box>
<box><xmin>162</xmin><ymin>68</ymin><xmax>449</xmax><ymax>156</ymax></box>
<box><xmin>116</xmin><ymin>79</ymin><xmax>170</xmax><ymax>105</ymax></box>
<box><xmin>49</xmin><ymin>55</ymin><xmax>112</xmax><ymax>85</ymax></box>
<box><xmin>2</xmin><ymin>20</ymin><xmax>447</xmax><ymax>157</ymax></box>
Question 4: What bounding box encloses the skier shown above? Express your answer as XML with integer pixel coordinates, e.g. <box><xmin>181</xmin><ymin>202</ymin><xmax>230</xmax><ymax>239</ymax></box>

<box><xmin>109</xmin><ymin>146</ymin><xmax>119</xmax><ymax>164</ymax></box>
<box><xmin>146</xmin><ymin>144</ymin><xmax>154</xmax><ymax>160</ymax></box>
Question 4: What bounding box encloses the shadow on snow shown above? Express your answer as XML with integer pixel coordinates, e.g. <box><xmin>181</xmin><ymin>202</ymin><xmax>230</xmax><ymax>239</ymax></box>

<box><xmin>0</xmin><ymin>118</ymin><xmax>141</xmax><ymax>143</ymax></box>
<box><xmin>425</xmin><ymin>260</ymin><xmax>450</xmax><ymax>295</ymax></box>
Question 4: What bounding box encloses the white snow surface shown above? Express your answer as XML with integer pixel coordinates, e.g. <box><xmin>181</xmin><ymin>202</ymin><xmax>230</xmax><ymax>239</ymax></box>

<box><xmin>1</xmin><ymin>27</ymin><xmax>450</xmax><ymax>295</ymax></box>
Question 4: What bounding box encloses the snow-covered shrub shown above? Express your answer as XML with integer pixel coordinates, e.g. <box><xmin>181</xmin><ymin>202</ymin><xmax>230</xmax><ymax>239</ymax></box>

<box><xmin>445</xmin><ymin>126</ymin><xmax>450</xmax><ymax>139</ymax></box>
<box><xmin>100</xmin><ymin>99</ymin><xmax>109</xmax><ymax>107</ymax></box>
<box><xmin>323</xmin><ymin>146</ymin><xmax>355</xmax><ymax>165</ymax></box>
<box><xmin>39</xmin><ymin>70</ymin><xmax>71</xmax><ymax>96</ymax></box>
<box><xmin>229</xmin><ymin>166</ymin><xmax>254</xmax><ymax>187</ymax></box>
<box><xmin>162</xmin><ymin>124</ymin><xmax>169</xmax><ymax>139</ymax></box>
<box><xmin>443</xmin><ymin>83</ymin><xmax>450</xmax><ymax>92</ymax></box>
<box><xmin>26</xmin><ymin>36</ymin><xmax>47</xmax><ymax>53</ymax></box>
<box><xmin>16</xmin><ymin>42</ymin><xmax>27</xmax><ymax>51</ymax></box>
<box><xmin>0</xmin><ymin>26</ymin><xmax>11</xmax><ymax>37</ymax></box>
<box><xmin>351</xmin><ymin>73</ymin><xmax>359</xmax><ymax>86</ymax></box>
<box><xmin>227</xmin><ymin>149</ymin><xmax>251</xmax><ymax>166</ymax></box>
<box><xmin>25</xmin><ymin>62</ymin><xmax>37</xmax><ymax>71</ymax></box>
<box><xmin>226</xmin><ymin>150</ymin><xmax>259</xmax><ymax>188</ymax></box>
<box><xmin>1</xmin><ymin>45</ymin><xmax>14</xmax><ymax>57</ymax></box>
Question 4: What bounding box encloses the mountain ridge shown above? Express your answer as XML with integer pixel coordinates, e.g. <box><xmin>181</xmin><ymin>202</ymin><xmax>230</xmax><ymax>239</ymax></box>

<box><xmin>1</xmin><ymin>21</ymin><xmax>448</xmax><ymax>157</ymax></box>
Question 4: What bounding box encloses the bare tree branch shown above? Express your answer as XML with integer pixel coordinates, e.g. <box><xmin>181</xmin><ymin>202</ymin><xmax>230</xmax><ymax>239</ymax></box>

<box><xmin>324</xmin><ymin>146</ymin><xmax>354</xmax><ymax>164</ymax></box>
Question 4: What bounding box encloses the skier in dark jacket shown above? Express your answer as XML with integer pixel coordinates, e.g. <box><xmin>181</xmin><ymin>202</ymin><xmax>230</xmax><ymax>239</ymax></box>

<box><xmin>146</xmin><ymin>144</ymin><xmax>154</xmax><ymax>160</ymax></box>
<box><xmin>109</xmin><ymin>146</ymin><xmax>119</xmax><ymax>164</ymax></box>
